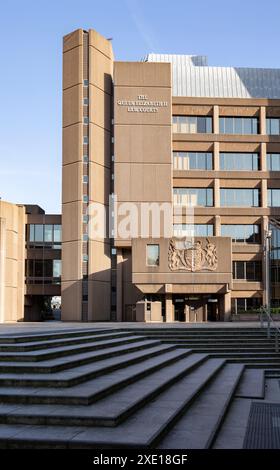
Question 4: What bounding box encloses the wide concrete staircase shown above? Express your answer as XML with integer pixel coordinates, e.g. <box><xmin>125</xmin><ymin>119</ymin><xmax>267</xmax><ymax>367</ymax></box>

<box><xmin>0</xmin><ymin>326</ymin><xmax>278</xmax><ymax>449</ymax></box>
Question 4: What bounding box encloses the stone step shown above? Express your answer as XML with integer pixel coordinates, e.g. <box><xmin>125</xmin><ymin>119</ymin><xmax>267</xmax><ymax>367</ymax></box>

<box><xmin>0</xmin><ymin>328</ymin><xmax>113</xmax><ymax>344</ymax></box>
<box><xmin>235</xmin><ymin>368</ymin><xmax>265</xmax><ymax>399</ymax></box>
<box><xmin>157</xmin><ymin>344</ymin><xmax>278</xmax><ymax>351</ymax></box>
<box><xmin>157</xmin><ymin>363</ymin><xmax>244</xmax><ymax>449</ymax></box>
<box><xmin>0</xmin><ymin>343</ymin><xmax>181</xmax><ymax>389</ymax></box>
<box><xmin>0</xmin><ymin>348</ymin><xmax>192</xmax><ymax>404</ymax></box>
<box><xmin>0</xmin><ymin>331</ymin><xmax>134</xmax><ymax>352</ymax></box>
<box><xmin>0</xmin><ymin>358</ymin><xmax>225</xmax><ymax>448</ymax></box>
<box><xmin>0</xmin><ymin>335</ymin><xmax>151</xmax><ymax>362</ymax></box>
<box><xmin>0</xmin><ymin>340</ymin><xmax>168</xmax><ymax>374</ymax></box>
<box><xmin>0</xmin><ymin>353</ymin><xmax>207</xmax><ymax>427</ymax></box>
<box><xmin>138</xmin><ymin>338</ymin><xmax>276</xmax><ymax>344</ymax></box>
<box><xmin>265</xmin><ymin>369</ymin><xmax>280</xmax><ymax>377</ymax></box>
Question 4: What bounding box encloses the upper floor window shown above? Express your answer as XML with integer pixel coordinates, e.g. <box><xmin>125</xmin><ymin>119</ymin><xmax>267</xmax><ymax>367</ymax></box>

<box><xmin>268</xmin><ymin>189</ymin><xmax>280</xmax><ymax>207</ymax></box>
<box><xmin>233</xmin><ymin>260</ymin><xmax>262</xmax><ymax>281</ymax></box>
<box><xmin>173</xmin><ymin>188</ymin><xmax>213</xmax><ymax>207</ymax></box>
<box><xmin>172</xmin><ymin>116</ymin><xmax>212</xmax><ymax>134</ymax></box>
<box><xmin>220</xmin><ymin>153</ymin><xmax>259</xmax><ymax>171</ymax></box>
<box><xmin>27</xmin><ymin>224</ymin><xmax>61</xmax><ymax>249</ymax></box>
<box><xmin>173</xmin><ymin>152</ymin><xmax>213</xmax><ymax>170</ymax></box>
<box><xmin>173</xmin><ymin>224</ymin><xmax>214</xmax><ymax>237</ymax></box>
<box><xmin>221</xmin><ymin>224</ymin><xmax>261</xmax><ymax>243</ymax></box>
<box><xmin>220</xmin><ymin>188</ymin><xmax>260</xmax><ymax>207</ymax></box>
<box><xmin>219</xmin><ymin>117</ymin><xmax>259</xmax><ymax>134</ymax></box>
<box><xmin>266</xmin><ymin>118</ymin><xmax>280</xmax><ymax>135</ymax></box>
<box><xmin>146</xmin><ymin>244</ymin><xmax>159</xmax><ymax>267</ymax></box>
<box><xmin>267</xmin><ymin>153</ymin><xmax>280</xmax><ymax>171</ymax></box>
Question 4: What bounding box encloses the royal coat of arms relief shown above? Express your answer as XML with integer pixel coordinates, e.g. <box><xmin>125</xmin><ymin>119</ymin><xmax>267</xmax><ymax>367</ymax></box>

<box><xmin>168</xmin><ymin>238</ymin><xmax>218</xmax><ymax>272</ymax></box>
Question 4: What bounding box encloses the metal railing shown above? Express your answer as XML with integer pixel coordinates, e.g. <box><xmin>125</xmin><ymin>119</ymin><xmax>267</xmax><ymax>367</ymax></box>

<box><xmin>260</xmin><ymin>306</ymin><xmax>280</xmax><ymax>353</ymax></box>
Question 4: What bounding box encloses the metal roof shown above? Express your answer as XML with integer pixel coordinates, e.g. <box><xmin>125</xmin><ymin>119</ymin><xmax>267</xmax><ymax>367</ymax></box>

<box><xmin>145</xmin><ymin>54</ymin><xmax>280</xmax><ymax>99</ymax></box>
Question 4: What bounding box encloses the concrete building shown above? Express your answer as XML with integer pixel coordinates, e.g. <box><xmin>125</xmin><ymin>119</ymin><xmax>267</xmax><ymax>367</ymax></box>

<box><xmin>0</xmin><ymin>201</ymin><xmax>61</xmax><ymax>323</ymax></box>
<box><xmin>51</xmin><ymin>28</ymin><xmax>280</xmax><ymax>322</ymax></box>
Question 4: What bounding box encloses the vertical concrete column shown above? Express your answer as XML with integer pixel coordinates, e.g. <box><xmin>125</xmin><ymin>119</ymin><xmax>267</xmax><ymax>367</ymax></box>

<box><xmin>165</xmin><ymin>294</ymin><xmax>174</xmax><ymax>323</ymax></box>
<box><xmin>213</xmin><ymin>141</ymin><xmax>219</xmax><ymax>170</ymax></box>
<box><xmin>213</xmin><ymin>105</ymin><xmax>219</xmax><ymax>134</ymax></box>
<box><xmin>0</xmin><ymin>218</ymin><xmax>6</xmax><ymax>324</ymax></box>
<box><xmin>224</xmin><ymin>291</ymin><xmax>231</xmax><ymax>321</ymax></box>
<box><xmin>116</xmin><ymin>248</ymin><xmax>123</xmax><ymax>322</ymax></box>
<box><xmin>215</xmin><ymin>215</ymin><xmax>221</xmax><ymax>236</ymax></box>
<box><xmin>260</xmin><ymin>106</ymin><xmax>266</xmax><ymax>135</ymax></box>
<box><xmin>214</xmin><ymin>179</ymin><xmax>220</xmax><ymax>207</ymax></box>
<box><xmin>261</xmin><ymin>179</ymin><xmax>267</xmax><ymax>208</ymax></box>
<box><xmin>262</xmin><ymin>216</ymin><xmax>269</xmax><ymax>307</ymax></box>
<box><xmin>260</xmin><ymin>142</ymin><xmax>266</xmax><ymax>171</ymax></box>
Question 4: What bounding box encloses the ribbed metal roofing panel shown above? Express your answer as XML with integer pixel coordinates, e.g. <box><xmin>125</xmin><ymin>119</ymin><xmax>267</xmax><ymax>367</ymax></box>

<box><xmin>146</xmin><ymin>54</ymin><xmax>280</xmax><ymax>99</ymax></box>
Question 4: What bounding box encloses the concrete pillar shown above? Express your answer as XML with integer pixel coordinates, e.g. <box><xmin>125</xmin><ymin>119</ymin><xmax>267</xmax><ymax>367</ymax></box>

<box><xmin>214</xmin><ymin>179</ymin><xmax>220</xmax><ymax>207</ymax></box>
<box><xmin>213</xmin><ymin>105</ymin><xmax>219</xmax><ymax>134</ymax></box>
<box><xmin>260</xmin><ymin>142</ymin><xmax>266</xmax><ymax>171</ymax></box>
<box><xmin>215</xmin><ymin>215</ymin><xmax>221</xmax><ymax>236</ymax></box>
<box><xmin>224</xmin><ymin>291</ymin><xmax>231</xmax><ymax>321</ymax></box>
<box><xmin>165</xmin><ymin>294</ymin><xmax>174</xmax><ymax>322</ymax></box>
<box><xmin>213</xmin><ymin>142</ymin><xmax>219</xmax><ymax>170</ymax></box>
<box><xmin>262</xmin><ymin>216</ymin><xmax>269</xmax><ymax>307</ymax></box>
<box><xmin>261</xmin><ymin>179</ymin><xmax>267</xmax><ymax>208</ymax></box>
<box><xmin>0</xmin><ymin>218</ymin><xmax>6</xmax><ymax>324</ymax></box>
<box><xmin>116</xmin><ymin>248</ymin><xmax>123</xmax><ymax>322</ymax></box>
<box><xmin>260</xmin><ymin>106</ymin><xmax>266</xmax><ymax>135</ymax></box>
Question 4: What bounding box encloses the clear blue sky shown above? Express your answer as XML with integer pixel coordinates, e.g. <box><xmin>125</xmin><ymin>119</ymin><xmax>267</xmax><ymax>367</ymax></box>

<box><xmin>0</xmin><ymin>0</ymin><xmax>279</xmax><ymax>213</ymax></box>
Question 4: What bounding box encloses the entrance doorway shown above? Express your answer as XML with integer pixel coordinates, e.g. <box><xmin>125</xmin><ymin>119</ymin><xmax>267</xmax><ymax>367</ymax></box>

<box><xmin>172</xmin><ymin>295</ymin><xmax>222</xmax><ymax>322</ymax></box>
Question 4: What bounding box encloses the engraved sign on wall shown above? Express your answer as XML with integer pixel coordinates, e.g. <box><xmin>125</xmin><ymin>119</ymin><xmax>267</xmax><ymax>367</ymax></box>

<box><xmin>117</xmin><ymin>95</ymin><xmax>168</xmax><ymax>113</ymax></box>
<box><xmin>168</xmin><ymin>238</ymin><xmax>218</xmax><ymax>272</ymax></box>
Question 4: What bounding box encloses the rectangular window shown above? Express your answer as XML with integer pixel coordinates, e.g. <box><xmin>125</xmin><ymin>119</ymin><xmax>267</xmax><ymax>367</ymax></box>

<box><xmin>233</xmin><ymin>297</ymin><xmax>262</xmax><ymax>314</ymax></box>
<box><xmin>221</xmin><ymin>225</ymin><xmax>261</xmax><ymax>243</ymax></box>
<box><xmin>172</xmin><ymin>116</ymin><xmax>212</xmax><ymax>134</ymax></box>
<box><xmin>266</xmin><ymin>118</ymin><xmax>280</xmax><ymax>135</ymax></box>
<box><xmin>53</xmin><ymin>225</ymin><xmax>61</xmax><ymax>243</ymax></box>
<box><xmin>29</xmin><ymin>224</ymin><xmax>35</xmax><ymax>242</ymax></box>
<box><xmin>233</xmin><ymin>261</ymin><xmax>262</xmax><ymax>281</ymax></box>
<box><xmin>83</xmin><ymin>117</ymin><xmax>89</xmax><ymax>125</ymax></box>
<box><xmin>83</xmin><ymin>136</ymin><xmax>89</xmax><ymax>144</ymax></box>
<box><xmin>83</xmin><ymin>155</ymin><xmax>89</xmax><ymax>163</ymax></box>
<box><xmin>173</xmin><ymin>188</ymin><xmax>213</xmax><ymax>207</ymax></box>
<box><xmin>146</xmin><ymin>244</ymin><xmax>160</xmax><ymax>266</ymax></box>
<box><xmin>34</xmin><ymin>225</ymin><xmax>44</xmax><ymax>242</ymax></box>
<box><xmin>267</xmin><ymin>153</ymin><xmax>280</xmax><ymax>171</ymax></box>
<box><xmin>219</xmin><ymin>117</ymin><xmax>259</xmax><ymax>134</ymax></box>
<box><xmin>220</xmin><ymin>188</ymin><xmax>260</xmax><ymax>207</ymax></box>
<box><xmin>268</xmin><ymin>189</ymin><xmax>280</xmax><ymax>207</ymax></box>
<box><xmin>83</xmin><ymin>98</ymin><xmax>89</xmax><ymax>105</ymax></box>
<box><xmin>219</xmin><ymin>153</ymin><xmax>259</xmax><ymax>171</ymax></box>
<box><xmin>83</xmin><ymin>195</ymin><xmax>89</xmax><ymax>203</ymax></box>
<box><xmin>173</xmin><ymin>224</ymin><xmax>214</xmax><ymax>237</ymax></box>
<box><xmin>173</xmin><ymin>152</ymin><xmax>213</xmax><ymax>170</ymax></box>
<box><xmin>44</xmin><ymin>225</ymin><xmax>53</xmax><ymax>243</ymax></box>
<box><xmin>83</xmin><ymin>175</ymin><xmax>88</xmax><ymax>183</ymax></box>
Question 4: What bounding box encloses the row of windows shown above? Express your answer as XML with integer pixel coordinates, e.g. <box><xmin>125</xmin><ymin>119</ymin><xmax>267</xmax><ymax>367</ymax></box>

<box><xmin>173</xmin><ymin>152</ymin><xmax>280</xmax><ymax>171</ymax></box>
<box><xmin>25</xmin><ymin>259</ymin><xmax>61</xmax><ymax>281</ymax></box>
<box><xmin>28</xmin><ymin>224</ymin><xmax>61</xmax><ymax>248</ymax></box>
<box><xmin>173</xmin><ymin>224</ymin><xmax>261</xmax><ymax>243</ymax></box>
<box><xmin>173</xmin><ymin>116</ymin><xmax>280</xmax><ymax>135</ymax></box>
<box><xmin>232</xmin><ymin>261</ymin><xmax>262</xmax><ymax>281</ymax></box>
<box><xmin>173</xmin><ymin>188</ymin><xmax>280</xmax><ymax>207</ymax></box>
<box><xmin>232</xmin><ymin>298</ymin><xmax>262</xmax><ymax>314</ymax></box>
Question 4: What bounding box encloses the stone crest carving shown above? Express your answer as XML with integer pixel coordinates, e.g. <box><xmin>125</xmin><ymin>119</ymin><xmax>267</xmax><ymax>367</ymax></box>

<box><xmin>168</xmin><ymin>238</ymin><xmax>218</xmax><ymax>272</ymax></box>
